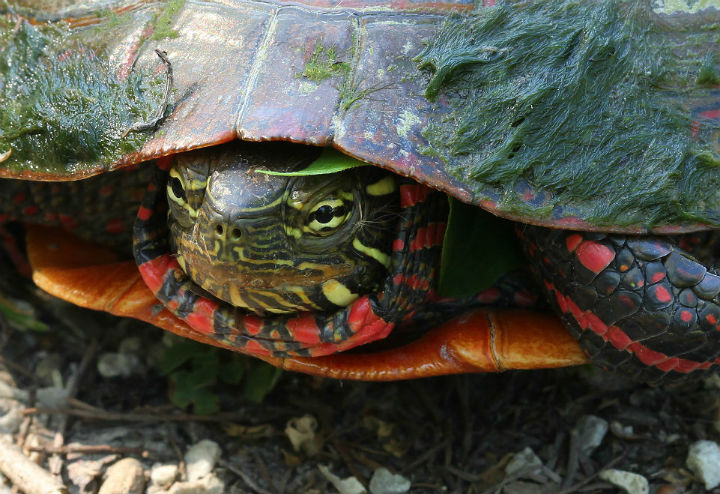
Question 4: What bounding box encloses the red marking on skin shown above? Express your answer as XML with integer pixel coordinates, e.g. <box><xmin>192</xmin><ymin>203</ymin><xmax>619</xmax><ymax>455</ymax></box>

<box><xmin>243</xmin><ymin>316</ymin><xmax>263</xmax><ymax>336</ymax></box>
<box><xmin>244</xmin><ymin>339</ymin><xmax>270</xmax><ymax>356</ymax></box>
<box><xmin>59</xmin><ymin>214</ymin><xmax>76</xmax><ymax>229</ymax></box>
<box><xmin>138</xmin><ymin>255</ymin><xmax>177</xmax><ymax>293</ymax></box>
<box><xmin>652</xmin><ymin>285</ymin><xmax>673</xmax><ymax>304</ymax></box>
<box><xmin>99</xmin><ymin>185</ymin><xmax>113</xmax><ymax>197</ymax></box>
<box><xmin>476</xmin><ymin>287</ymin><xmax>500</xmax><ymax>304</ymax></box>
<box><xmin>392</xmin><ymin>239</ymin><xmax>405</xmax><ymax>251</ymax></box>
<box><xmin>607</xmin><ymin>326</ymin><xmax>632</xmax><ymax>350</ymax></box>
<box><xmin>105</xmin><ymin>218</ymin><xmax>125</xmax><ymax>234</ymax></box>
<box><xmin>547</xmin><ymin>281</ymin><xmax>717</xmax><ymax>373</ymax></box>
<box><xmin>681</xmin><ymin>310</ymin><xmax>694</xmax><ymax>323</ymax></box>
<box><xmin>137</xmin><ymin>206</ymin><xmax>153</xmax><ymax>221</ymax></box>
<box><xmin>575</xmin><ymin>241</ymin><xmax>615</xmax><ymax>273</ymax></box>
<box><xmin>157</xmin><ymin>156</ymin><xmax>173</xmax><ymax>171</ymax></box>
<box><xmin>287</xmin><ymin>313</ymin><xmax>322</xmax><ymax>345</ymax></box>
<box><xmin>513</xmin><ymin>291</ymin><xmax>537</xmax><ymax>307</ymax></box>
<box><xmin>399</xmin><ymin>184</ymin><xmax>429</xmax><ymax>207</ymax></box>
<box><xmin>22</xmin><ymin>205</ymin><xmax>38</xmax><ymax>216</ymax></box>
<box><xmin>12</xmin><ymin>193</ymin><xmax>26</xmax><ymax>204</ymax></box>
<box><xmin>565</xmin><ymin>234</ymin><xmax>583</xmax><ymax>252</ymax></box>
<box><xmin>707</xmin><ymin>314</ymin><xmax>717</xmax><ymax>325</ymax></box>
<box><xmin>148</xmin><ymin>183</ymin><xmax>158</xmax><ymax>192</ymax></box>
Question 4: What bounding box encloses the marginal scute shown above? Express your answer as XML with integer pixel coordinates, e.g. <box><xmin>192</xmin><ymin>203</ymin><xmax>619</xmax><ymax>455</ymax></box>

<box><xmin>694</xmin><ymin>273</ymin><xmax>720</xmax><ymax>300</ymax></box>
<box><xmin>626</xmin><ymin>239</ymin><xmax>673</xmax><ymax>261</ymax></box>
<box><xmin>665</xmin><ymin>252</ymin><xmax>707</xmax><ymax>288</ymax></box>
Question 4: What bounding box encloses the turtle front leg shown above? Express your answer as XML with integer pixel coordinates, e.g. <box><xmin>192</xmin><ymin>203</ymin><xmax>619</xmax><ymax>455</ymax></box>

<box><xmin>521</xmin><ymin>225</ymin><xmax>720</xmax><ymax>382</ymax></box>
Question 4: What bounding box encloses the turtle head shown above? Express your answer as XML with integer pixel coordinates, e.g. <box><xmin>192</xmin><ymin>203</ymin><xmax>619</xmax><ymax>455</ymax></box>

<box><xmin>166</xmin><ymin>142</ymin><xmax>398</xmax><ymax>314</ymax></box>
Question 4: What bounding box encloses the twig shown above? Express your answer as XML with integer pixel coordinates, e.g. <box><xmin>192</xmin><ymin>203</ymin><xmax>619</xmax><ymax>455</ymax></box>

<box><xmin>122</xmin><ymin>49</ymin><xmax>173</xmax><ymax>137</ymax></box>
<box><xmin>217</xmin><ymin>458</ymin><xmax>273</xmax><ymax>494</ymax></box>
<box><xmin>24</xmin><ymin>405</ymin><xmax>265</xmax><ymax>423</ymax></box>
<box><xmin>557</xmin><ymin>454</ymin><xmax>626</xmax><ymax>494</ymax></box>
<box><xmin>0</xmin><ymin>439</ymin><xmax>68</xmax><ymax>494</ymax></box>
<box><xmin>27</xmin><ymin>445</ymin><xmax>152</xmax><ymax>458</ymax></box>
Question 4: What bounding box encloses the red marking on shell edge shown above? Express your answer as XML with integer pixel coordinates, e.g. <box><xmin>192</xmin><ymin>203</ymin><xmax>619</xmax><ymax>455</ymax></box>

<box><xmin>347</xmin><ymin>297</ymin><xmax>372</xmax><ymax>332</ymax></box>
<box><xmin>607</xmin><ymin>326</ymin><xmax>632</xmax><ymax>350</ymax></box>
<box><xmin>575</xmin><ymin>241</ymin><xmax>615</xmax><ymax>273</ymax></box>
<box><xmin>392</xmin><ymin>239</ymin><xmax>405</xmax><ymax>251</ymax></box>
<box><xmin>22</xmin><ymin>205</ymin><xmax>38</xmax><ymax>216</ymax></box>
<box><xmin>137</xmin><ymin>206</ymin><xmax>153</xmax><ymax>221</ymax></box>
<box><xmin>287</xmin><ymin>313</ymin><xmax>322</xmax><ymax>345</ymax></box>
<box><xmin>707</xmin><ymin>314</ymin><xmax>717</xmax><ymax>325</ymax></box>
<box><xmin>565</xmin><ymin>233</ymin><xmax>583</xmax><ymax>252</ymax></box>
<box><xmin>186</xmin><ymin>298</ymin><xmax>218</xmax><ymax>335</ymax></box>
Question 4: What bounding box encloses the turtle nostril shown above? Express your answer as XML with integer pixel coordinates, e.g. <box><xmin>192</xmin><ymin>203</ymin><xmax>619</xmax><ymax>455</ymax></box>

<box><xmin>231</xmin><ymin>227</ymin><xmax>242</xmax><ymax>241</ymax></box>
<box><xmin>215</xmin><ymin>224</ymin><xmax>224</xmax><ymax>236</ymax></box>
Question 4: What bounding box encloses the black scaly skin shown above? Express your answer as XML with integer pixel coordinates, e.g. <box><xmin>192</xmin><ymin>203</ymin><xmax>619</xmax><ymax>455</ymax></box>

<box><xmin>522</xmin><ymin>225</ymin><xmax>720</xmax><ymax>382</ymax></box>
<box><xmin>0</xmin><ymin>166</ymin><xmax>154</xmax><ymax>254</ymax></box>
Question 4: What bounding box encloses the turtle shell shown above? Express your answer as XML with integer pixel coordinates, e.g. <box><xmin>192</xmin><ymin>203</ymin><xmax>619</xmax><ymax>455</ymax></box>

<box><xmin>3</xmin><ymin>0</ymin><xmax>719</xmax><ymax>232</ymax></box>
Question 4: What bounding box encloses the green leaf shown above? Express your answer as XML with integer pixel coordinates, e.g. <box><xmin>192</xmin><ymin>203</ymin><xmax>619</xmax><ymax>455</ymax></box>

<box><xmin>438</xmin><ymin>198</ymin><xmax>524</xmax><ymax>298</ymax></box>
<box><xmin>158</xmin><ymin>340</ymin><xmax>206</xmax><ymax>375</ymax></box>
<box><xmin>219</xmin><ymin>357</ymin><xmax>246</xmax><ymax>385</ymax></box>
<box><xmin>0</xmin><ymin>295</ymin><xmax>48</xmax><ymax>332</ymax></box>
<box><xmin>242</xmin><ymin>363</ymin><xmax>283</xmax><ymax>403</ymax></box>
<box><xmin>255</xmin><ymin>148</ymin><xmax>368</xmax><ymax>176</ymax></box>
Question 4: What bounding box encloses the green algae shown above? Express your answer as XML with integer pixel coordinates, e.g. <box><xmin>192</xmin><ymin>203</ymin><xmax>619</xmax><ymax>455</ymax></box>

<box><xmin>151</xmin><ymin>0</ymin><xmax>185</xmax><ymax>41</ymax></box>
<box><xmin>297</xmin><ymin>42</ymin><xmax>350</xmax><ymax>82</ymax></box>
<box><xmin>0</xmin><ymin>15</ymin><xmax>165</xmax><ymax>175</ymax></box>
<box><xmin>415</xmin><ymin>0</ymin><xmax>720</xmax><ymax>228</ymax></box>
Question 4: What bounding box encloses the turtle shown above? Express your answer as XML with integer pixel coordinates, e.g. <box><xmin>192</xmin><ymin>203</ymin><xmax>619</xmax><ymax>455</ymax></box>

<box><xmin>1</xmin><ymin>0</ymin><xmax>720</xmax><ymax>383</ymax></box>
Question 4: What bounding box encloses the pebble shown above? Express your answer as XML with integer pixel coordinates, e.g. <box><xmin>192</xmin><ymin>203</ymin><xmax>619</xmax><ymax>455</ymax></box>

<box><xmin>97</xmin><ymin>353</ymin><xmax>143</xmax><ymax>378</ymax></box>
<box><xmin>185</xmin><ymin>439</ymin><xmax>221</xmax><ymax>481</ymax></box>
<box><xmin>98</xmin><ymin>457</ymin><xmax>145</xmax><ymax>494</ymax></box>
<box><xmin>686</xmin><ymin>440</ymin><xmax>720</xmax><ymax>490</ymax></box>
<box><xmin>151</xmin><ymin>463</ymin><xmax>179</xmax><ymax>488</ymax></box>
<box><xmin>318</xmin><ymin>465</ymin><xmax>367</xmax><ymax>494</ymax></box>
<box><xmin>575</xmin><ymin>415</ymin><xmax>608</xmax><ymax>455</ymax></box>
<box><xmin>369</xmin><ymin>467</ymin><xmax>411</xmax><ymax>494</ymax></box>
<box><xmin>505</xmin><ymin>447</ymin><xmax>543</xmax><ymax>477</ymax></box>
<box><xmin>598</xmin><ymin>468</ymin><xmax>649</xmax><ymax>494</ymax></box>
<box><xmin>36</xmin><ymin>386</ymin><xmax>69</xmax><ymax>409</ymax></box>
<box><xmin>167</xmin><ymin>474</ymin><xmax>225</xmax><ymax>494</ymax></box>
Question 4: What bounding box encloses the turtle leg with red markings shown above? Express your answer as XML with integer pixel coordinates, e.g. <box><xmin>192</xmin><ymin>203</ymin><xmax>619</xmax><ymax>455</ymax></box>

<box><xmin>521</xmin><ymin>226</ymin><xmax>720</xmax><ymax>382</ymax></box>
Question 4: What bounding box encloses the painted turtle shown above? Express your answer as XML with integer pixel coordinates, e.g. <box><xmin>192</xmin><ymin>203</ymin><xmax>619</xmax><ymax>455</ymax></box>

<box><xmin>2</xmin><ymin>0</ymin><xmax>720</xmax><ymax>382</ymax></box>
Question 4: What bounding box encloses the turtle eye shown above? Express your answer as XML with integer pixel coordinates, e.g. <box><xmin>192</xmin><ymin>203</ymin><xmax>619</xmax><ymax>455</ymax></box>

<box><xmin>169</xmin><ymin>176</ymin><xmax>187</xmax><ymax>202</ymax></box>
<box><xmin>305</xmin><ymin>199</ymin><xmax>351</xmax><ymax>234</ymax></box>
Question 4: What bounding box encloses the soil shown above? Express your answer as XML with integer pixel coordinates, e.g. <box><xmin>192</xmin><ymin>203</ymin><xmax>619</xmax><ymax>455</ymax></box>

<box><xmin>0</xmin><ymin>285</ymin><xmax>719</xmax><ymax>494</ymax></box>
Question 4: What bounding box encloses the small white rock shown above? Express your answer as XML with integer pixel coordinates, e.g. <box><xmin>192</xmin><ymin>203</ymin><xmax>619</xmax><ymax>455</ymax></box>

<box><xmin>151</xmin><ymin>463</ymin><xmax>179</xmax><ymax>488</ymax></box>
<box><xmin>36</xmin><ymin>386</ymin><xmax>69</xmax><ymax>409</ymax></box>
<box><xmin>505</xmin><ymin>447</ymin><xmax>543</xmax><ymax>477</ymax></box>
<box><xmin>167</xmin><ymin>473</ymin><xmax>225</xmax><ymax>494</ymax></box>
<box><xmin>98</xmin><ymin>457</ymin><xmax>145</xmax><ymax>494</ymax></box>
<box><xmin>687</xmin><ymin>440</ymin><xmax>720</xmax><ymax>490</ymax></box>
<box><xmin>575</xmin><ymin>415</ymin><xmax>608</xmax><ymax>455</ymax></box>
<box><xmin>598</xmin><ymin>468</ymin><xmax>648</xmax><ymax>494</ymax></box>
<box><xmin>318</xmin><ymin>465</ymin><xmax>367</xmax><ymax>494</ymax></box>
<box><xmin>185</xmin><ymin>439</ymin><xmax>221</xmax><ymax>481</ymax></box>
<box><xmin>369</xmin><ymin>467</ymin><xmax>410</xmax><ymax>494</ymax></box>
<box><xmin>97</xmin><ymin>352</ymin><xmax>143</xmax><ymax>378</ymax></box>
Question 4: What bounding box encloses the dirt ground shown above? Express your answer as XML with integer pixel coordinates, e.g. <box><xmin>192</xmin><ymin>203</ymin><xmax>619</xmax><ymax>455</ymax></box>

<box><xmin>0</xmin><ymin>286</ymin><xmax>719</xmax><ymax>494</ymax></box>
